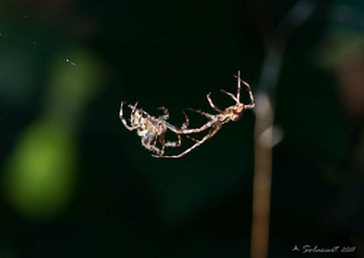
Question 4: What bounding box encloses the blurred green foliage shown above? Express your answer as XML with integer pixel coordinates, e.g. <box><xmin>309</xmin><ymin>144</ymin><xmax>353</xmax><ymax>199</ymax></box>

<box><xmin>3</xmin><ymin>46</ymin><xmax>109</xmax><ymax>221</ymax></box>
<box><xmin>4</xmin><ymin>120</ymin><xmax>75</xmax><ymax>220</ymax></box>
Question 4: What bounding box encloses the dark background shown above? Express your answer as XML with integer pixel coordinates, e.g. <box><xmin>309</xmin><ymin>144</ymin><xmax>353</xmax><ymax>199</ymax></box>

<box><xmin>0</xmin><ymin>0</ymin><xmax>363</xmax><ymax>257</ymax></box>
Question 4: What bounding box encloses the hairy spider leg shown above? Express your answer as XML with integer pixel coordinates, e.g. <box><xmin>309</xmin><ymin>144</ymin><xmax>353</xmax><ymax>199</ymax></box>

<box><xmin>154</xmin><ymin>110</ymin><xmax>192</xmax><ymax>156</ymax></box>
<box><xmin>142</xmin><ymin>137</ymin><xmax>162</xmax><ymax>155</ymax></box>
<box><xmin>187</xmin><ymin>108</ymin><xmax>215</xmax><ymax>119</ymax></box>
<box><xmin>150</xmin><ymin>130</ymin><xmax>183</xmax><ymax>158</ymax></box>
<box><xmin>169</xmin><ymin>109</ymin><xmax>196</xmax><ymax>141</ymax></box>
<box><xmin>233</xmin><ymin>73</ymin><xmax>255</xmax><ymax>109</ymax></box>
<box><xmin>166</xmin><ymin>106</ymin><xmax>219</xmax><ymax>135</ymax></box>
<box><xmin>163</xmin><ymin>135</ymin><xmax>182</xmax><ymax>147</ymax></box>
<box><xmin>160</xmin><ymin>119</ymin><xmax>185</xmax><ymax>148</ymax></box>
<box><xmin>220</xmin><ymin>89</ymin><xmax>239</xmax><ymax>103</ymax></box>
<box><xmin>161</xmin><ymin>109</ymin><xmax>190</xmax><ymax>131</ymax></box>
<box><xmin>119</xmin><ymin>101</ymin><xmax>139</xmax><ymax>131</ymax></box>
<box><xmin>159</xmin><ymin>135</ymin><xmax>167</xmax><ymax>156</ymax></box>
<box><xmin>185</xmin><ymin>135</ymin><xmax>199</xmax><ymax>143</ymax></box>
<box><xmin>153</xmin><ymin>131</ymin><xmax>183</xmax><ymax>157</ymax></box>
<box><xmin>183</xmin><ymin>107</ymin><xmax>216</xmax><ymax>140</ymax></box>
<box><xmin>163</xmin><ymin>109</ymin><xmax>207</xmax><ymax>136</ymax></box>
<box><xmin>236</xmin><ymin>70</ymin><xmax>241</xmax><ymax>101</ymax></box>
<box><xmin>130</xmin><ymin>102</ymin><xmax>139</xmax><ymax>115</ymax></box>
<box><xmin>157</xmin><ymin>106</ymin><xmax>169</xmax><ymax>120</ymax></box>
<box><xmin>218</xmin><ymin>70</ymin><xmax>242</xmax><ymax>104</ymax></box>
<box><xmin>206</xmin><ymin>92</ymin><xmax>223</xmax><ymax>113</ymax></box>
<box><xmin>158</xmin><ymin>134</ymin><xmax>181</xmax><ymax>156</ymax></box>
<box><xmin>177</xmin><ymin>110</ymin><xmax>199</xmax><ymax>142</ymax></box>
<box><xmin>181</xmin><ymin>110</ymin><xmax>189</xmax><ymax>129</ymax></box>
<box><xmin>153</xmin><ymin>108</ymin><xmax>194</xmax><ymax>157</ymax></box>
<box><xmin>152</xmin><ymin>123</ymin><xmax>223</xmax><ymax>158</ymax></box>
<box><xmin>152</xmin><ymin>131</ymin><xmax>160</xmax><ymax>152</ymax></box>
<box><xmin>167</xmin><ymin>116</ymin><xmax>217</xmax><ymax>135</ymax></box>
<box><xmin>241</xmin><ymin>79</ymin><xmax>255</xmax><ymax>109</ymax></box>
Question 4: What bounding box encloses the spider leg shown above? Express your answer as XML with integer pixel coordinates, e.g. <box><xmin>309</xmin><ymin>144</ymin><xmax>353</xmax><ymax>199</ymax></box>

<box><xmin>220</xmin><ymin>89</ymin><xmax>239</xmax><ymax>103</ymax></box>
<box><xmin>129</xmin><ymin>102</ymin><xmax>139</xmax><ymax>115</ymax></box>
<box><xmin>152</xmin><ymin>134</ymin><xmax>159</xmax><ymax>151</ymax></box>
<box><xmin>175</xmin><ymin>134</ymin><xmax>182</xmax><ymax>147</ymax></box>
<box><xmin>159</xmin><ymin>134</ymin><xmax>166</xmax><ymax>156</ymax></box>
<box><xmin>206</xmin><ymin>92</ymin><xmax>223</xmax><ymax>112</ymax></box>
<box><xmin>153</xmin><ymin>132</ymin><xmax>181</xmax><ymax>157</ymax></box>
<box><xmin>181</xmin><ymin>110</ymin><xmax>189</xmax><ymax>129</ymax></box>
<box><xmin>158</xmin><ymin>106</ymin><xmax>169</xmax><ymax>120</ymax></box>
<box><xmin>241</xmin><ymin>80</ymin><xmax>255</xmax><ymax>109</ymax></box>
<box><xmin>163</xmin><ymin>110</ymin><xmax>189</xmax><ymax>133</ymax></box>
<box><xmin>143</xmin><ymin>137</ymin><xmax>161</xmax><ymax>155</ymax></box>
<box><xmin>168</xmin><ymin>118</ymin><xmax>216</xmax><ymax>135</ymax></box>
<box><xmin>186</xmin><ymin>135</ymin><xmax>198</xmax><ymax>143</ymax></box>
<box><xmin>165</xmin><ymin>110</ymin><xmax>190</xmax><ymax>131</ymax></box>
<box><xmin>233</xmin><ymin>77</ymin><xmax>255</xmax><ymax>109</ymax></box>
<box><xmin>158</xmin><ymin>129</ymin><xmax>182</xmax><ymax>148</ymax></box>
<box><xmin>164</xmin><ymin>134</ymin><xmax>182</xmax><ymax>147</ymax></box>
<box><xmin>163</xmin><ymin>109</ymin><xmax>215</xmax><ymax>135</ymax></box>
<box><xmin>235</xmin><ymin>70</ymin><xmax>241</xmax><ymax>101</ymax></box>
<box><xmin>153</xmin><ymin>124</ymin><xmax>222</xmax><ymax>158</ymax></box>
<box><xmin>119</xmin><ymin>101</ymin><xmax>139</xmax><ymax>131</ymax></box>
<box><xmin>208</xmin><ymin>124</ymin><xmax>223</xmax><ymax>138</ymax></box>
<box><xmin>187</xmin><ymin>108</ymin><xmax>215</xmax><ymax>119</ymax></box>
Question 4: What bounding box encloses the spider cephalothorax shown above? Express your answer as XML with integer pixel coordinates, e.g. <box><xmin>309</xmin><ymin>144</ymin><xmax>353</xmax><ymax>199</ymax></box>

<box><xmin>230</xmin><ymin>104</ymin><xmax>245</xmax><ymax>121</ymax></box>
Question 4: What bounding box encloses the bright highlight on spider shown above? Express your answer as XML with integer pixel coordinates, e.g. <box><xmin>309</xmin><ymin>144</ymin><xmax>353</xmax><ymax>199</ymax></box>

<box><xmin>119</xmin><ymin>70</ymin><xmax>255</xmax><ymax>158</ymax></box>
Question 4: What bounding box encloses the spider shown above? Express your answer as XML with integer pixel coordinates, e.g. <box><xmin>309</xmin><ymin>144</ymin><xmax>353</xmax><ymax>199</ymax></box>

<box><xmin>152</xmin><ymin>70</ymin><xmax>255</xmax><ymax>158</ymax></box>
<box><xmin>119</xmin><ymin>101</ymin><xmax>189</xmax><ymax>156</ymax></box>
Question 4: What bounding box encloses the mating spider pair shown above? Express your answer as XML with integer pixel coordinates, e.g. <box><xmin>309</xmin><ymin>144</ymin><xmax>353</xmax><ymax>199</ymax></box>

<box><xmin>119</xmin><ymin>71</ymin><xmax>255</xmax><ymax>158</ymax></box>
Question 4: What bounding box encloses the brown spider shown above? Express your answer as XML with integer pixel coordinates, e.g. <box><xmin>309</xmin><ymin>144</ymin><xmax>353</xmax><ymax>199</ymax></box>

<box><xmin>119</xmin><ymin>101</ymin><xmax>189</xmax><ymax>156</ymax></box>
<box><xmin>152</xmin><ymin>70</ymin><xmax>255</xmax><ymax>158</ymax></box>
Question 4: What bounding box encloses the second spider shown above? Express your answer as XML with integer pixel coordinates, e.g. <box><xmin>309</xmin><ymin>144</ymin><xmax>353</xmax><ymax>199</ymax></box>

<box><xmin>153</xmin><ymin>70</ymin><xmax>255</xmax><ymax>158</ymax></box>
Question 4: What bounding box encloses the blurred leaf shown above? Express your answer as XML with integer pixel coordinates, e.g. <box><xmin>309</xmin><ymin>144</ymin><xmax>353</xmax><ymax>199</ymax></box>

<box><xmin>3</xmin><ymin>120</ymin><xmax>75</xmax><ymax>221</ymax></box>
